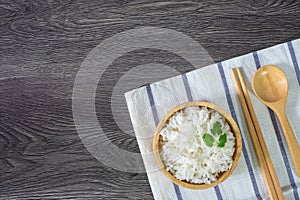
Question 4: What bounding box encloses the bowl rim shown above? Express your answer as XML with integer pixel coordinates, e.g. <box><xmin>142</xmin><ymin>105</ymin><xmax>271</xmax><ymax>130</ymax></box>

<box><xmin>153</xmin><ymin>101</ymin><xmax>242</xmax><ymax>190</ymax></box>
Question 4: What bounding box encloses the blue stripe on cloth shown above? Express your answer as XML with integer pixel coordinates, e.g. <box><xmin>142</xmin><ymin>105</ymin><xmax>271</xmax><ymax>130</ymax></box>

<box><xmin>173</xmin><ymin>184</ymin><xmax>183</xmax><ymax>200</ymax></box>
<box><xmin>253</xmin><ymin>52</ymin><xmax>299</xmax><ymax>200</ymax></box>
<box><xmin>217</xmin><ymin>62</ymin><xmax>262</xmax><ymax>200</ymax></box>
<box><xmin>287</xmin><ymin>41</ymin><xmax>300</xmax><ymax>85</ymax></box>
<box><xmin>253</xmin><ymin>51</ymin><xmax>260</xmax><ymax>68</ymax></box>
<box><xmin>214</xmin><ymin>185</ymin><xmax>223</xmax><ymax>200</ymax></box>
<box><xmin>182</xmin><ymin>74</ymin><xmax>193</xmax><ymax>102</ymax></box>
<box><xmin>146</xmin><ymin>85</ymin><xmax>159</xmax><ymax>125</ymax></box>
<box><xmin>146</xmin><ymin>84</ymin><xmax>183</xmax><ymax>200</ymax></box>
<box><xmin>181</xmin><ymin>74</ymin><xmax>223</xmax><ymax>200</ymax></box>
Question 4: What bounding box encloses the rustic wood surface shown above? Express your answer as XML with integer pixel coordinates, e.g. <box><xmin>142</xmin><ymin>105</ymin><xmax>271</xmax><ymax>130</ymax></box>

<box><xmin>1</xmin><ymin>0</ymin><xmax>300</xmax><ymax>199</ymax></box>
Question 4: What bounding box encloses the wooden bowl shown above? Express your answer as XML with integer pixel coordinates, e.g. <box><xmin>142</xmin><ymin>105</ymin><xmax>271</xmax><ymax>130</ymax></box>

<box><xmin>153</xmin><ymin>101</ymin><xmax>242</xmax><ymax>190</ymax></box>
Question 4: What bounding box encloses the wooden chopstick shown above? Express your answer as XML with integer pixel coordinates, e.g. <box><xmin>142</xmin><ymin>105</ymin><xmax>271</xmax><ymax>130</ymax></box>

<box><xmin>231</xmin><ymin>68</ymin><xmax>284</xmax><ymax>200</ymax></box>
<box><xmin>235</xmin><ymin>68</ymin><xmax>284</xmax><ymax>199</ymax></box>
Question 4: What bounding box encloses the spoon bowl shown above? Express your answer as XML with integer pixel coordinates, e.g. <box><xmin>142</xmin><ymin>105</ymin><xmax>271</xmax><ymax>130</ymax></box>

<box><xmin>252</xmin><ymin>65</ymin><xmax>300</xmax><ymax>178</ymax></box>
<box><xmin>252</xmin><ymin>66</ymin><xmax>288</xmax><ymax>103</ymax></box>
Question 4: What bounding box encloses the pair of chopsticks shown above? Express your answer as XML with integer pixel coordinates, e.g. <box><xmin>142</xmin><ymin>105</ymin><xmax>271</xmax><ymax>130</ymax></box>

<box><xmin>231</xmin><ymin>68</ymin><xmax>284</xmax><ymax>200</ymax></box>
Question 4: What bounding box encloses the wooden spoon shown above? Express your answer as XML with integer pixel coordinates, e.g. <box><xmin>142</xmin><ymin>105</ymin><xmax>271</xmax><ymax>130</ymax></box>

<box><xmin>252</xmin><ymin>65</ymin><xmax>300</xmax><ymax>178</ymax></box>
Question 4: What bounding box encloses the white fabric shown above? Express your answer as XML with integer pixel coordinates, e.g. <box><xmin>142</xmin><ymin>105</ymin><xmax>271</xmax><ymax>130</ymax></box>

<box><xmin>125</xmin><ymin>39</ymin><xmax>300</xmax><ymax>200</ymax></box>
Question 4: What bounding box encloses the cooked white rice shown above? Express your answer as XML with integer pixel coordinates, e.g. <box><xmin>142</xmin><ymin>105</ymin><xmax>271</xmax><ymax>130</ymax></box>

<box><xmin>159</xmin><ymin>106</ymin><xmax>236</xmax><ymax>184</ymax></box>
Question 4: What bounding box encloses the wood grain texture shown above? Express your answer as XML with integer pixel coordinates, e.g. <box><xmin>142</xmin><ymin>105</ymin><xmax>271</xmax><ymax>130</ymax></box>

<box><xmin>1</xmin><ymin>0</ymin><xmax>300</xmax><ymax>199</ymax></box>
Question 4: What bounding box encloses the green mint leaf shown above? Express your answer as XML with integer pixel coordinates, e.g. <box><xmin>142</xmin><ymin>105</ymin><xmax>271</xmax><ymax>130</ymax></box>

<box><xmin>211</xmin><ymin>121</ymin><xmax>222</xmax><ymax>135</ymax></box>
<box><xmin>217</xmin><ymin>134</ymin><xmax>227</xmax><ymax>147</ymax></box>
<box><xmin>202</xmin><ymin>133</ymin><xmax>214</xmax><ymax>147</ymax></box>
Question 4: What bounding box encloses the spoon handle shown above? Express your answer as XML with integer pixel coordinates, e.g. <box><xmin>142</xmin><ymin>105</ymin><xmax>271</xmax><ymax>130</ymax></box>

<box><xmin>276</xmin><ymin>112</ymin><xmax>300</xmax><ymax>178</ymax></box>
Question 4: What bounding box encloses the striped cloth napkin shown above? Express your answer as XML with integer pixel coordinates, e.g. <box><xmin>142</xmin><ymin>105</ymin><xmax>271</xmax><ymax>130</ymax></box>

<box><xmin>125</xmin><ymin>39</ymin><xmax>300</xmax><ymax>200</ymax></box>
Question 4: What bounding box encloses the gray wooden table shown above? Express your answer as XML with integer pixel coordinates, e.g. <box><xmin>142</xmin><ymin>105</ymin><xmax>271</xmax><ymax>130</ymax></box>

<box><xmin>1</xmin><ymin>0</ymin><xmax>300</xmax><ymax>199</ymax></box>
